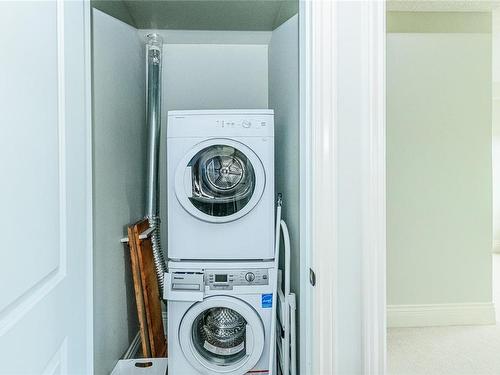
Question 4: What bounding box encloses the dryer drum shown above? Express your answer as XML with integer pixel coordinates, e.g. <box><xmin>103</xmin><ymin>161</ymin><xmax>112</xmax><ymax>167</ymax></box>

<box><xmin>187</xmin><ymin>145</ymin><xmax>257</xmax><ymax>217</ymax></box>
<box><xmin>205</xmin><ymin>154</ymin><xmax>245</xmax><ymax>191</ymax></box>
<box><xmin>195</xmin><ymin>145</ymin><xmax>255</xmax><ymax>198</ymax></box>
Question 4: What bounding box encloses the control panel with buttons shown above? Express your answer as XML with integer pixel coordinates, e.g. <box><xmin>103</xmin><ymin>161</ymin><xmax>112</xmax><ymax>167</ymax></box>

<box><xmin>215</xmin><ymin>119</ymin><xmax>267</xmax><ymax>129</ymax></box>
<box><xmin>205</xmin><ymin>269</ymin><xmax>269</xmax><ymax>289</ymax></box>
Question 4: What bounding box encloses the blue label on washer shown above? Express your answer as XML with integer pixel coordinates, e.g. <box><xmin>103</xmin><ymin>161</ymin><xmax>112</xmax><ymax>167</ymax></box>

<box><xmin>261</xmin><ymin>294</ymin><xmax>273</xmax><ymax>308</ymax></box>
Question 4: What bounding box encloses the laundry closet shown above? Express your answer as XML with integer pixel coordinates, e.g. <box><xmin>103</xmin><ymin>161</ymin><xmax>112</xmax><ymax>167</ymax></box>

<box><xmin>90</xmin><ymin>1</ymin><xmax>300</xmax><ymax>374</ymax></box>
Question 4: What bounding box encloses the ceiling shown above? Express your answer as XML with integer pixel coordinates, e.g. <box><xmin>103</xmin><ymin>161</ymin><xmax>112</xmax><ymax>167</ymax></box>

<box><xmin>92</xmin><ymin>0</ymin><xmax>298</xmax><ymax>31</ymax></box>
<box><xmin>387</xmin><ymin>0</ymin><xmax>500</xmax><ymax>12</ymax></box>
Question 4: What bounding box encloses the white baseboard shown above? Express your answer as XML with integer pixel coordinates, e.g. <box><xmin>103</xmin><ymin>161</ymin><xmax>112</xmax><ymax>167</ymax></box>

<box><xmin>111</xmin><ymin>332</ymin><xmax>141</xmax><ymax>372</ymax></box>
<box><xmin>122</xmin><ymin>313</ymin><xmax>168</xmax><ymax>360</ymax></box>
<box><xmin>162</xmin><ymin>311</ymin><xmax>167</xmax><ymax>337</ymax></box>
<box><xmin>387</xmin><ymin>302</ymin><xmax>496</xmax><ymax>328</ymax></box>
<box><xmin>123</xmin><ymin>331</ymin><xmax>141</xmax><ymax>359</ymax></box>
<box><xmin>493</xmin><ymin>240</ymin><xmax>500</xmax><ymax>253</ymax></box>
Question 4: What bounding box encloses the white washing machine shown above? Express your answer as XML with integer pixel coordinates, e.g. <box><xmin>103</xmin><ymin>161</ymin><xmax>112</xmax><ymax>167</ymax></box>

<box><xmin>165</xmin><ymin>261</ymin><xmax>276</xmax><ymax>375</ymax></box>
<box><xmin>167</xmin><ymin>109</ymin><xmax>274</xmax><ymax>260</ymax></box>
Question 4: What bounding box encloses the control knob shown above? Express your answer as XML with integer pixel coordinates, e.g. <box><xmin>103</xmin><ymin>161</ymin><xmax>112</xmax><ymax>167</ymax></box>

<box><xmin>242</xmin><ymin>120</ymin><xmax>251</xmax><ymax>128</ymax></box>
<box><xmin>245</xmin><ymin>272</ymin><xmax>255</xmax><ymax>282</ymax></box>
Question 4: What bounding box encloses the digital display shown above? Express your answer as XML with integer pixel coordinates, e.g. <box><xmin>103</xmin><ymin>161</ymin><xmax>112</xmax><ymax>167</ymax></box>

<box><xmin>215</xmin><ymin>274</ymin><xmax>227</xmax><ymax>282</ymax></box>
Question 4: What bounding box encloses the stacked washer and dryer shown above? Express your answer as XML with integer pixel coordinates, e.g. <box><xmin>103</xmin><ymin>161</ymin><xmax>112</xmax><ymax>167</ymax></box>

<box><xmin>165</xmin><ymin>109</ymin><xmax>276</xmax><ymax>375</ymax></box>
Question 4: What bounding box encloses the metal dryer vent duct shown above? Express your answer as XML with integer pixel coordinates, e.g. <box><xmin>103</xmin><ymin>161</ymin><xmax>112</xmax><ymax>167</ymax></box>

<box><xmin>145</xmin><ymin>33</ymin><xmax>167</xmax><ymax>293</ymax></box>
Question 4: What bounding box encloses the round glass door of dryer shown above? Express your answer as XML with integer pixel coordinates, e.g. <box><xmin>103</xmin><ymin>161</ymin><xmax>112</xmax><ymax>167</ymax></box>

<box><xmin>175</xmin><ymin>139</ymin><xmax>266</xmax><ymax>223</ymax></box>
<box><xmin>179</xmin><ymin>296</ymin><xmax>265</xmax><ymax>375</ymax></box>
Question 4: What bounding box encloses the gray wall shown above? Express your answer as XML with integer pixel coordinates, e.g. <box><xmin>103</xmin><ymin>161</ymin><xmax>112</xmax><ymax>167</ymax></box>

<box><xmin>163</xmin><ymin>44</ymin><xmax>269</xmax><ymax>111</ymax></box>
<box><xmin>493</xmin><ymin>10</ymin><xmax>500</xmax><ymax>253</ymax></box>
<box><xmin>92</xmin><ymin>9</ymin><xmax>146</xmax><ymax>374</ymax></box>
<box><xmin>268</xmin><ymin>14</ymin><xmax>300</xmax><ymax>370</ymax></box>
<box><xmin>159</xmin><ymin>40</ymin><xmax>270</xmax><ymax>250</ymax></box>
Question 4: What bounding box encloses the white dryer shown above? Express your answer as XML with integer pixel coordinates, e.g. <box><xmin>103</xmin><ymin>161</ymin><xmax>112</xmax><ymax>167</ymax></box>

<box><xmin>167</xmin><ymin>110</ymin><xmax>274</xmax><ymax>260</ymax></box>
<box><xmin>165</xmin><ymin>261</ymin><xmax>276</xmax><ymax>375</ymax></box>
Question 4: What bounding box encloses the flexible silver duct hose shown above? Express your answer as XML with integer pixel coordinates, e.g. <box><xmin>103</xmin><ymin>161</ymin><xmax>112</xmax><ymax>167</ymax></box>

<box><xmin>148</xmin><ymin>215</ymin><xmax>166</xmax><ymax>293</ymax></box>
<box><xmin>146</xmin><ymin>34</ymin><xmax>167</xmax><ymax>293</ymax></box>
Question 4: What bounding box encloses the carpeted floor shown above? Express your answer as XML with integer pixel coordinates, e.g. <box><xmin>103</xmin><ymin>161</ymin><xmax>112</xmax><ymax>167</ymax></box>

<box><xmin>388</xmin><ymin>325</ymin><xmax>500</xmax><ymax>375</ymax></box>
<box><xmin>387</xmin><ymin>255</ymin><xmax>500</xmax><ymax>375</ymax></box>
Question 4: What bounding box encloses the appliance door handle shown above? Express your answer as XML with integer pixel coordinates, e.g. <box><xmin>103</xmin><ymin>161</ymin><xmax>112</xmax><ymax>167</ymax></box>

<box><xmin>184</xmin><ymin>166</ymin><xmax>193</xmax><ymax>198</ymax></box>
<box><xmin>245</xmin><ymin>324</ymin><xmax>254</xmax><ymax>355</ymax></box>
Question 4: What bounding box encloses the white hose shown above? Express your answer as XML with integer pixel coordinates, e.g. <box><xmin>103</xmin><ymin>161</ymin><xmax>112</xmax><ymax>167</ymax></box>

<box><xmin>272</xmin><ymin>194</ymin><xmax>296</xmax><ymax>375</ymax></box>
<box><xmin>280</xmin><ymin>220</ymin><xmax>291</xmax><ymax>299</ymax></box>
<box><xmin>269</xmin><ymin>194</ymin><xmax>283</xmax><ymax>375</ymax></box>
<box><xmin>275</xmin><ymin>195</ymin><xmax>282</xmax><ymax>261</ymax></box>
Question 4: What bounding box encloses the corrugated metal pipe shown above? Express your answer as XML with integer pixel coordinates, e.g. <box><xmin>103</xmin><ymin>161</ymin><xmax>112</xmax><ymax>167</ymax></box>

<box><xmin>145</xmin><ymin>33</ymin><xmax>167</xmax><ymax>294</ymax></box>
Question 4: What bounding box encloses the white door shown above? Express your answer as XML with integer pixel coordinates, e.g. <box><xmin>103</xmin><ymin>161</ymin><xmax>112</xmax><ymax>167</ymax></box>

<box><xmin>0</xmin><ymin>1</ymin><xmax>91</xmax><ymax>374</ymax></box>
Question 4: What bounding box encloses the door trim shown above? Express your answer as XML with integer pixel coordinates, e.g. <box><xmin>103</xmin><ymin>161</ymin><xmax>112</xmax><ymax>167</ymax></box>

<box><xmin>298</xmin><ymin>0</ymin><xmax>312</xmax><ymax>372</ymax></box>
<box><xmin>300</xmin><ymin>0</ymin><xmax>386</xmax><ymax>374</ymax></box>
<box><xmin>360</xmin><ymin>1</ymin><xmax>386</xmax><ymax>374</ymax></box>
<box><xmin>300</xmin><ymin>1</ymin><xmax>338</xmax><ymax>374</ymax></box>
<box><xmin>84</xmin><ymin>0</ymin><xmax>94</xmax><ymax>372</ymax></box>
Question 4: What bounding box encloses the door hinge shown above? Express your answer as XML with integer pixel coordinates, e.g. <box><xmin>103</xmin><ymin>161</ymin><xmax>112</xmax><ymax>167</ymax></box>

<box><xmin>309</xmin><ymin>268</ymin><xmax>316</xmax><ymax>286</ymax></box>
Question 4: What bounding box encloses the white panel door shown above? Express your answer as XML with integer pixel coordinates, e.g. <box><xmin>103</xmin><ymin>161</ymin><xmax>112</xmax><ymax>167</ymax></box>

<box><xmin>0</xmin><ymin>1</ymin><xmax>91</xmax><ymax>374</ymax></box>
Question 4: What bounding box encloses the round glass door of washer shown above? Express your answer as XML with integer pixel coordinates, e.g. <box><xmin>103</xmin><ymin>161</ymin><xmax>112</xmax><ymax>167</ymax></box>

<box><xmin>175</xmin><ymin>139</ymin><xmax>266</xmax><ymax>223</ymax></box>
<box><xmin>179</xmin><ymin>296</ymin><xmax>265</xmax><ymax>375</ymax></box>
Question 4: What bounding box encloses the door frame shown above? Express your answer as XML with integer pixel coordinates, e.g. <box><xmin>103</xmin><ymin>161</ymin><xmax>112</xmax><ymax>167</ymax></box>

<box><xmin>359</xmin><ymin>2</ymin><xmax>386</xmax><ymax>374</ymax></box>
<box><xmin>299</xmin><ymin>1</ymin><xmax>386</xmax><ymax>374</ymax></box>
<box><xmin>84</xmin><ymin>0</ymin><xmax>94</xmax><ymax>372</ymax></box>
<box><xmin>82</xmin><ymin>0</ymin><xmax>387</xmax><ymax>371</ymax></box>
<box><xmin>298</xmin><ymin>0</ymin><xmax>313</xmax><ymax>372</ymax></box>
